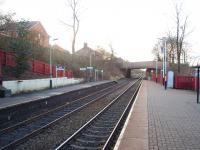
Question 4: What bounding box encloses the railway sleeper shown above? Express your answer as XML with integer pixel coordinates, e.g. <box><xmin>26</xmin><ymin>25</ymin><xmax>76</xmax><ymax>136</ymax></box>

<box><xmin>70</xmin><ymin>144</ymin><xmax>101</xmax><ymax>150</ymax></box>
<box><xmin>71</xmin><ymin>138</ymin><xmax>105</xmax><ymax>148</ymax></box>
<box><xmin>87</xmin><ymin>129</ymin><xmax>112</xmax><ymax>134</ymax></box>
<box><xmin>82</xmin><ymin>133</ymin><xmax>109</xmax><ymax>138</ymax></box>
<box><xmin>76</xmin><ymin>138</ymin><xmax>105</xmax><ymax>144</ymax></box>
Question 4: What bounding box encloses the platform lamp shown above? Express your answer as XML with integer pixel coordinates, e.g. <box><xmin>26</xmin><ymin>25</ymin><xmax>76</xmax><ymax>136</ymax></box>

<box><xmin>155</xmin><ymin>44</ymin><xmax>159</xmax><ymax>83</ymax></box>
<box><xmin>197</xmin><ymin>66</ymin><xmax>200</xmax><ymax>104</ymax></box>
<box><xmin>164</xmin><ymin>38</ymin><xmax>167</xmax><ymax>90</ymax></box>
<box><xmin>49</xmin><ymin>38</ymin><xmax>58</xmax><ymax>89</ymax></box>
<box><xmin>158</xmin><ymin>37</ymin><xmax>167</xmax><ymax>89</ymax></box>
<box><xmin>192</xmin><ymin>57</ymin><xmax>200</xmax><ymax>104</ymax></box>
<box><xmin>155</xmin><ymin>59</ymin><xmax>158</xmax><ymax>83</ymax></box>
<box><xmin>101</xmin><ymin>70</ymin><xmax>103</xmax><ymax>80</ymax></box>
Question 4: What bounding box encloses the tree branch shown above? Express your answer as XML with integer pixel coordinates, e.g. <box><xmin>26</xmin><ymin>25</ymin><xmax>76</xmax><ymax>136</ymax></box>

<box><xmin>59</xmin><ymin>20</ymin><xmax>73</xmax><ymax>28</ymax></box>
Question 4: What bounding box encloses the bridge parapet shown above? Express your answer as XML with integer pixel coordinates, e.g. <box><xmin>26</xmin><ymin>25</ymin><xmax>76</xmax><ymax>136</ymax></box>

<box><xmin>122</xmin><ymin>61</ymin><xmax>169</xmax><ymax>69</ymax></box>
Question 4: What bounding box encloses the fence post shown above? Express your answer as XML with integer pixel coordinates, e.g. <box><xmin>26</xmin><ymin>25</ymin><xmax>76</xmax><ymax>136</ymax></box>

<box><xmin>32</xmin><ymin>60</ymin><xmax>34</xmax><ymax>72</ymax></box>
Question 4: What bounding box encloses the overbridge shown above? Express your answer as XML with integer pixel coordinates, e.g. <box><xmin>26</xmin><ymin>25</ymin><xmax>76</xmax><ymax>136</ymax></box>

<box><xmin>122</xmin><ymin>61</ymin><xmax>169</xmax><ymax>78</ymax></box>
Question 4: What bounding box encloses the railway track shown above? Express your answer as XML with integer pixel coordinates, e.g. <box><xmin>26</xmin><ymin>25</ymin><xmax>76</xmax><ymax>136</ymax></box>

<box><xmin>0</xmin><ymin>81</ymin><xmax>116</xmax><ymax>130</ymax></box>
<box><xmin>55</xmin><ymin>78</ymin><xmax>142</xmax><ymax>150</ymax></box>
<box><xmin>0</xmin><ymin>79</ymin><xmax>130</xmax><ymax>150</ymax></box>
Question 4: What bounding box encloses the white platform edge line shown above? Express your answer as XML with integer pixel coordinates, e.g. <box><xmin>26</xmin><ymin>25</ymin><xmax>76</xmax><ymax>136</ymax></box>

<box><xmin>113</xmin><ymin>81</ymin><xmax>143</xmax><ymax>150</ymax></box>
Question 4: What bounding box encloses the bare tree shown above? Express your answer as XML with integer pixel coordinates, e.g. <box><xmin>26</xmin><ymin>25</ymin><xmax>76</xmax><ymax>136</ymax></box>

<box><xmin>175</xmin><ymin>4</ymin><xmax>188</xmax><ymax>73</ymax></box>
<box><xmin>152</xmin><ymin>44</ymin><xmax>162</xmax><ymax>61</ymax></box>
<box><xmin>108</xmin><ymin>43</ymin><xmax>115</xmax><ymax>61</ymax></box>
<box><xmin>0</xmin><ymin>12</ymin><xmax>15</xmax><ymax>31</ymax></box>
<box><xmin>166</xmin><ymin>32</ymin><xmax>176</xmax><ymax>64</ymax></box>
<box><xmin>63</xmin><ymin>0</ymin><xmax>81</xmax><ymax>54</ymax></box>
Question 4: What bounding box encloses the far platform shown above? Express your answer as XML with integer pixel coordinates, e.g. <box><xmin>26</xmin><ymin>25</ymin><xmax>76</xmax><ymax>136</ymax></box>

<box><xmin>115</xmin><ymin>80</ymin><xmax>199</xmax><ymax>150</ymax></box>
<box><xmin>0</xmin><ymin>80</ymin><xmax>112</xmax><ymax>109</ymax></box>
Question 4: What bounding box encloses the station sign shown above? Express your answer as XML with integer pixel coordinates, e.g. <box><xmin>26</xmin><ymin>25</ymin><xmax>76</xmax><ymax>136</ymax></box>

<box><xmin>80</xmin><ymin>67</ymin><xmax>86</xmax><ymax>71</ymax></box>
<box><xmin>87</xmin><ymin>67</ymin><xmax>93</xmax><ymax>70</ymax></box>
<box><xmin>56</xmin><ymin>66</ymin><xmax>65</xmax><ymax>71</ymax></box>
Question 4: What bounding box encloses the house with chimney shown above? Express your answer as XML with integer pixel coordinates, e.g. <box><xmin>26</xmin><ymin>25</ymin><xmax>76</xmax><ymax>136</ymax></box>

<box><xmin>76</xmin><ymin>43</ymin><xmax>103</xmax><ymax>60</ymax></box>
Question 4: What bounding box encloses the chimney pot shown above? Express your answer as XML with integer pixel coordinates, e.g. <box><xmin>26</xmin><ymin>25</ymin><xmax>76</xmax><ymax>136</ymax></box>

<box><xmin>84</xmin><ymin>43</ymin><xmax>88</xmax><ymax>48</ymax></box>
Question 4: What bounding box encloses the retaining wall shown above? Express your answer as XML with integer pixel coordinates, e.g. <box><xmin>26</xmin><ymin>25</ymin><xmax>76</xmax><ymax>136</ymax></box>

<box><xmin>2</xmin><ymin>77</ymin><xmax>84</xmax><ymax>94</ymax></box>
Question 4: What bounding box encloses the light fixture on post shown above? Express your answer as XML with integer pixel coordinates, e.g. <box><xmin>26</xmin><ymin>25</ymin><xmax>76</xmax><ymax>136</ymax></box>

<box><xmin>158</xmin><ymin>37</ymin><xmax>167</xmax><ymax>89</ymax></box>
<box><xmin>49</xmin><ymin>38</ymin><xmax>58</xmax><ymax>89</ymax></box>
<box><xmin>101</xmin><ymin>70</ymin><xmax>103</xmax><ymax>80</ymax></box>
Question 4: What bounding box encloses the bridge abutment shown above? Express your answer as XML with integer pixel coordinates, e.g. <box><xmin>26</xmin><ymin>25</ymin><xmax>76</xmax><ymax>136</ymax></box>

<box><xmin>126</xmin><ymin>69</ymin><xmax>131</xmax><ymax>78</ymax></box>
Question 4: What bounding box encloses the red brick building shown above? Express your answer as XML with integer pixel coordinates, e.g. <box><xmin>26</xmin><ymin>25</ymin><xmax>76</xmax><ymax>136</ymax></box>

<box><xmin>0</xmin><ymin>21</ymin><xmax>50</xmax><ymax>47</ymax></box>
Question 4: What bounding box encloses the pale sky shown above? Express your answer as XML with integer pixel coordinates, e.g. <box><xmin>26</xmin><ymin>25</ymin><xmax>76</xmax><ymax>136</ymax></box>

<box><xmin>1</xmin><ymin>0</ymin><xmax>200</xmax><ymax>62</ymax></box>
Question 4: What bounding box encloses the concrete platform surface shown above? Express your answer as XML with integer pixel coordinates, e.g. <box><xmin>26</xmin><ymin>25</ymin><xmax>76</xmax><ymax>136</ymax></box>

<box><xmin>115</xmin><ymin>80</ymin><xmax>148</xmax><ymax>150</ymax></box>
<box><xmin>115</xmin><ymin>80</ymin><xmax>199</xmax><ymax>150</ymax></box>
<box><xmin>0</xmin><ymin>80</ymin><xmax>111</xmax><ymax>109</ymax></box>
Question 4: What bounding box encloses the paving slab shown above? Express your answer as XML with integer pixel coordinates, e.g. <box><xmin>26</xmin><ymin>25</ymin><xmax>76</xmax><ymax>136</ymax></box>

<box><xmin>0</xmin><ymin>80</ymin><xmax>111</xmax><ymax>109</ymax></box>
<box><xmin>115</xmin><ymin>80</ymin><xmax>199</xmax><ymax>150</ymax></box>
<box><xmin>147</xmin><ymin>81</ymin><xmax>199</xmax><ymax>150</ymax></box>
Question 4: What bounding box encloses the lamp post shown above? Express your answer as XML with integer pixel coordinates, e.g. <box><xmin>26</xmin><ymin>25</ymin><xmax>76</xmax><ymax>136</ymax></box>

<box><xmin>96</xmin><ymin>69</ymin><xmax>99</xmax><ymax>81</ymax></box>
<box><xmin>0</xmin><ymin>64</ymin><xmax>2</xmax><ymax>86</ymax></box>
<box><xmin>197</xmin><ymin>67</ymin><xmax>199</xmax><ymax>103</ymax></box>
<box><xmin>158</xmin><ymin>37</ymin><xmax>167</xmax><ymax>89</ymax></box>
<box><xmin>155</xmin><ymin>59</ymin><xmax>158</xmax><ymax>83</ymax></box>
<box><xmin>155</xmin><ymin>44</ymin><xmax>159</xmax><ymax>83</ymax></box>
<box><xmin>89</xmin><ymin>48</ymin><xmax>93</xmax><ymax>82</ymax></box>
<box><xmin>49</xmin><ymin>38</ymin><xmax>58</xmax><ymax>89</ymax></box>
<box><xmin>164</xmin><ymin>38</ymin><xmax>167</xmax><ymax>90</ymax></box>
<box><xmin>101</xmin><ymin>70</ymin><xmax>103</xmax><ymax>80</ymax></box>
<box><xmin>94</xmin><ymin>69</ymin><xmax>96</xmax><ymax>81</ymax></box>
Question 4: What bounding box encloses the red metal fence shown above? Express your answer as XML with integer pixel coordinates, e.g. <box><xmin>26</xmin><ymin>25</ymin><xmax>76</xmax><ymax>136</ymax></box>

<box><xmin>0</xmin><ymin>50</ymin><xmax>15</xmax><ymax>67</ymax></box>
<box><xmin>0</xmin><ymin>50</ymin><xmax>73</xmax><ymax>78</ymax></box>
<box><xmin>152</xmin><ymin>74</ymin><xmax>163</xmax><ymax>85</ymax></box>
<box><xmin>151</xmin><ymin>72</ymin><xmax>197</xmax><ymax>91</ymax></box>
<box><xmin>174</xmin><ymin>76</ymin><xmax>196</xmax><ymax>90</ymax></box>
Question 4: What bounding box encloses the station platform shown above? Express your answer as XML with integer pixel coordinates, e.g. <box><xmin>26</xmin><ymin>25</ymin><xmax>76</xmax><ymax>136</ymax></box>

<box><xmin>0</xmin><ymin>80</ymin><xmax>112</xmax><ymax>109</ymax></box>
<box><xmin>115</xmin><ymin>80</ymin><xmax>199</xmax><ymax>150</ymax></box>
